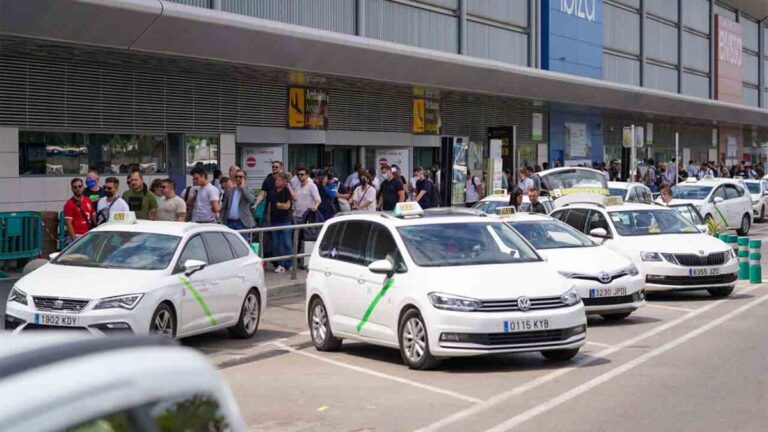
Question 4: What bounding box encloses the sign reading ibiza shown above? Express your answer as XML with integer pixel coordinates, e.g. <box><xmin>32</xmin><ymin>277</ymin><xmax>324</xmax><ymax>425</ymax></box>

<box><xmin>560</xmin><ymin>0</ymin><xmax>597</xmax><ymax>22</ymax></box>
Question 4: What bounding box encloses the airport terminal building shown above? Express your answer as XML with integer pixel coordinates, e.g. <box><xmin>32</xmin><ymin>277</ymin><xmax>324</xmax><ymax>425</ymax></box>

<box><xmin>0</xmin><ymin>0</ymin><xmax>767</xmax><ymax>211</ymax></box>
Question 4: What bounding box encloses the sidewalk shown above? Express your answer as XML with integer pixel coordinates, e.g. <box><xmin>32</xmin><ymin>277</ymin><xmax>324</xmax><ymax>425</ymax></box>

<box><xmin>264</xmin><ymin>268</ymin><xmax>306</xmax><ymax>299</ymax></box>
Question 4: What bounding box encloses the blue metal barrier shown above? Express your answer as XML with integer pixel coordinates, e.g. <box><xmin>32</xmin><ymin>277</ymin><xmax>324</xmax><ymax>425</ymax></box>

<box><xmin>0</xmin><ymin>212</ymin><xmax>43</xmax><ymax>260</ymax></box>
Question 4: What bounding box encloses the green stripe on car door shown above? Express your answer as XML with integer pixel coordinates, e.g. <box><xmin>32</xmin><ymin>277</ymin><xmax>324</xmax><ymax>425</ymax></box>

<box><xmin>178</xmin><ymin>275</ymin><xmax>217</xmax><ymax>326</ymax></box>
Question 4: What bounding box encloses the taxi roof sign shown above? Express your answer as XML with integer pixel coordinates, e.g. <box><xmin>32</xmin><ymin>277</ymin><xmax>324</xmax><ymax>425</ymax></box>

<box><xmin>495</xmin><ymin>206</ymin><xmax>517</xmax><ymax>217</ymax></box>
<box><xmin>108</xmin><ymin>211</ymin><xmax>138</xmax><ymax>224</ymax></box>
<box><xmin>393</xmin><ymin>202</ymin><xmax>423</xmax><ymax>218</ymax></box>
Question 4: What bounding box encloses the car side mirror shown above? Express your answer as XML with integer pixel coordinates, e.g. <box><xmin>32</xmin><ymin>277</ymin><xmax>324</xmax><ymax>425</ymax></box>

<box><xmin>184</xmin><ymin>259</ymin><xmax>207</xmax><ymax>276</ymax></box>
<box><xmin>368</xmin><ymin>259</ymin><xmax>395</xmax><ymax>276</ymax></box>
<box><xmin>589</xmin><ymin>228</ymin><xmax>610</xmax><ymax>239</ymax></box>
<box><xmin>696</xmin><ymin>224</ymin><xmax>708</xmax><ymax>234</ymax></box>
<box><xmin>763</xmin><ymin>191</ymin><xmax>768</xmax><ymax>196</ymax></box>
<box><xmin>713</xmin><ymin>196</ymin><xmax>724</xmax><ymax>204</ymax></box>
<box><xmin>49</xmin><ymin>252</ymin><xmax>60</xmax><ymax>261</ymax></box>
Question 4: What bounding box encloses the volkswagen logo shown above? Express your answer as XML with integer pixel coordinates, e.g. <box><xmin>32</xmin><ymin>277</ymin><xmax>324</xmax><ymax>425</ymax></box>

<box><xmin>598</xmin><ymin>272</ymin><xmax>612</xmax><ymax>284</ymax></box>
<box><xmin>53</xmin><ymin>299</ymin><xmax>64</xmax><ymax>309</ymax></box>
<box><xmin>698</xmin><ymin>250</ymin><xmax>706</xmax><ymax>255</ymax></box>
<box><xmin>517</xmin><ymin>297</ymin><xmax>531</xmax><ymax>311</ymax></box>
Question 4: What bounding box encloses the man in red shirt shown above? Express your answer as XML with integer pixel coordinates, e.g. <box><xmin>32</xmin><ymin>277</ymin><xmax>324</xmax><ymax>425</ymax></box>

<box><xmin>63</xmin><ymin>178</ymin><xmax>96</xmax><ymax>246</ymax></box>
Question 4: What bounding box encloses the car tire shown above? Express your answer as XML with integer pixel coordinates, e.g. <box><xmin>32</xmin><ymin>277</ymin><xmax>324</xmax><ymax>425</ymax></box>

<box><xmin>150</xmin><ymin>303</ymin><xmax>176</xmax><ymax>337</ymax></box>
<box><xmin>398</xmin><ymin>309</ymin><xmax>440</xmax><ymax>370</ymax></box>
<box><xmin>228</xmin><ymin>288</ymin><xmax>261</xmax><ymax>339</ymax></box>
<box><xmin>708</xmin><ymin>286</ymin><xmax>734</xmax><ymax>297</ymax></box>
<box><xmin>600</xmin><ymin>312</ymin><xmax>632</xmax><ymax>321</ymax></box>
<box><xmin>541</xmin><ymin>348</ymin><xmax>580</xmax><ymax>361</ymax></box>
<box><xmin>736</xmin><ymin>214</ymin><xmax>751</xmax><ymax>236</ymax></box>
<box><xmin>761</xmin><ymin>206</ymin><xmax>765</xmax><ymax>223</ymax></box>
<box><xmin>309</xmin><ymin>297</ymin><xmax>343</xmax><ymax>351</ymax></box>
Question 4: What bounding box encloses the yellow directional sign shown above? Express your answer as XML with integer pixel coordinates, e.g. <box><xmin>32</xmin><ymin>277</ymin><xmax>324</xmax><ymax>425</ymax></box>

<box><xmin>412</xmin><ymin>98</ymin><xmax>425</xmax><ymax>134</ymax></box>
<box><xmin>288</xmin><ymin>87</ymin><xmax>305</xmax><ymax>129</ymax></box>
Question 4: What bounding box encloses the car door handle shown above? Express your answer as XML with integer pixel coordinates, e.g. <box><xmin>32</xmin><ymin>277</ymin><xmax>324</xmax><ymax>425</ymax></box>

<box><xmin>237</xmin><ymin>273</ymin><xmax>246</xmax><ymax>280</ymax></box>
<box><xmin>357</xmin><ymin>278</ymin><xmax>366</xmax><ymax>285</ymax></box>
<box><xmin>324</xmin><ymin>270</ymin><xmax>332</xmax><ymax>277</ymax></box>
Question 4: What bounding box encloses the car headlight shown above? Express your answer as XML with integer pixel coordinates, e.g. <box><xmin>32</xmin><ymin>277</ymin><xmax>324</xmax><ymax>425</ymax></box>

<box><xmin>560</xmin><ymin>288</ymin><xmax>581</xmax><ymax>306</ymax></box>
<box><xmin>640</xmin><ymin>251</ymin><xmax>663</xmax><ymax>262</ymax></box>
<box><xmin>93</xmin><ymin>294</ymin><xmax>144</xmax><ymax>310</ymax></box>
<box><xmin>8</xmin><ymin>286</ymin><xmax>28</xmax><ymax>306</ymax></box>
<box><xmin>558</xmin><ymin>271</ymin><xmax>574</xmax><ymax>278</ymax></box>
<box><xmin>626</xmin><ymin>264</ymin><xmax>639</xmax><ymax>276</ymax></box>
<box><xmin>728</xmin><ymin>249</ymin><xmax>736</xmax><ymax>259</ymax></box>
<box><xmin>428</xmin><ymin>292</ymin><xmax>482</xmax><ymax>311</ymax></box>
<box><xmin>753</xmin><ymin>199</ymin><xmax>759</xmax><ymax>205</ymax></box>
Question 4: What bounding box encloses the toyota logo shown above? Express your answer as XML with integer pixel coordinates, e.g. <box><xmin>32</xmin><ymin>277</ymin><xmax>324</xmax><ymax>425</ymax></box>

<box><xmin>517</xmin><ymin>297</ymin><xmax>531</xmax><ymax>311</ymax></box>
<box><xmin>598</xmin><ymin>272</ymin><xmax>612</xmax><ymax>284</ymax></box>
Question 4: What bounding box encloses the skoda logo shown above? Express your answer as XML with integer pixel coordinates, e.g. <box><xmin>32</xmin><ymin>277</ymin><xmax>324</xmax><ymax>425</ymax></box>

<box><xmin>598</xmin><ymin>272</ymin><xmax>612</xmax><ymax>284</ymax></box>
<box><xmin>517</xmin><ymin>297</ymin><xmax>531</xmax><ymax>311</ymax></box>
<box><xmin>53</xmin><ymin>299</ymin><xmax>64</xmax><ymax>309</ymax></box>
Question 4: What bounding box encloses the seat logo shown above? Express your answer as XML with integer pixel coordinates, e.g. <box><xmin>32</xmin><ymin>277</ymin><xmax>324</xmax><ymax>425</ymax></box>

<box><xmin>598</xmin><ymin>272</ymin><xmax>612</xmax><ymax>284</ymax></box>
<box><xmin>517</xmin><ymin>297</ymin><xmax>531</xmax><ymax>311</ymax></box>
<box><xmin>53</xmin><ymin>300</ymin><xmax>64</xmax><ymax>309</ymax></box>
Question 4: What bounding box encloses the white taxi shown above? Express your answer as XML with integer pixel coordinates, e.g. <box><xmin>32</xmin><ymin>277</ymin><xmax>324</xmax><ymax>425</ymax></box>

<box><xmin>472</xmin><ymin>193</ymin><xmax>555</xmax><ymax>214</ymax></box>
<box><xmin>5</xmin><ymin>212</ymin><xmax>266</xmax><ymax>338</ymax></box>
<box><xmin>608</xmin><ymin>181</ymin><xmax>653</xmax><ymax>203</ymax></box>
<box><xmin>664</xmin><ymin>178</ymin><xmax>752</xmax><ymax>235</ymax></box>
<box><xmin>742</xmin><ymin>179</ymin><xmax>768</xmax><ymax>222</ymax></box>
<box><xmin>504</xmin><ymin>212</ymin><xmax>645</xmax><ymax>320</ymax></box>
<box><xmin>551</xmin><ymin>199</ymin><xmax>738</xmax><ymax>297</ymax></box>
<box><xmin>306</xmin><ymin>203</ymin><xmax>586</xmax><ymax>370</ymax></box>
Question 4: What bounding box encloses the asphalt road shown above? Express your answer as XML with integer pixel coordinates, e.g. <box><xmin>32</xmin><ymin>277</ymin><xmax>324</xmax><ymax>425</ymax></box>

<box><xmin>3</xmin><ymin>224</ymin><xmax>768</xmax><ymax>431</ymax></box>
<box><xmin>182</xmin><ymin>222</ymin><xmax>768</xmax><ymax>432</ymax></box>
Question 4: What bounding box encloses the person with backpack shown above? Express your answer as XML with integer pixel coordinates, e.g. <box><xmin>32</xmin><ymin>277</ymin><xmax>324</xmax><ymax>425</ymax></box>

<box><xmin>63</xmin><ymin>178</ymin><xmax>96</xmax><ymax>246</ymax></box>
<box><xmin>465</xmin><ymin>169</ymin><xmax>483</xmax><ymax>207</ymax></box>
<box><xmin>95</xmin><ymin>177</ymin><xmax>129</xmax><ymax>225</ymax></box>
<box><xmin>642</xmin><ymin>158</ymin><xmax>658</xmax><ymax>193</ymax></box>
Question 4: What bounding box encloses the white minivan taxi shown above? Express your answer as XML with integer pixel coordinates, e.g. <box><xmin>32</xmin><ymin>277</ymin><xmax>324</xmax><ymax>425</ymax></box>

<box><xmin>306</xmin><ymin>203</ymin><xmax>586</xmax><ymax>370</ymax></box>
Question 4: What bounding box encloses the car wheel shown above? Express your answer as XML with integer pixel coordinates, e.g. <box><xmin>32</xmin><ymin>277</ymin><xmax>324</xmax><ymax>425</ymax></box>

<box><xmin>761</xmin><ymin>206</ymin><xmax>765</xmax><ymax>223</ymax></box>
<box><xmin>150</xmin><ymin>303</ymin><xmax>176</xmax><ymax>337</ymax></box>
<box><xmin>309</xmin><ymin>298</ymin><xmax>342</xmax><ymax>351</ymax></box>
<box><xmin>228</xmin><ymin>288</ymin><xmax>261</xmax><ymax>339</ymax></box>
<box><xmin>398</xmin><ymin>309</ymin><xmax>440</xmax><ymax>370</ymax></box>
<box><xmin>600</xmin><ymin>312</ymin><xmax>631</xmax><ymax>321</ymax></box>
<box><xmin>736</xmin><ymin>214</ymin><xmax>751</xmax><ymax>236</ymax></box>
<box><xmin>708</xmin><ymin>286</ymin><xmax>734</xmax><ymax>297</ymax></box>
<box><xmin>541</xmin><ymin>348</ymin><xmax>580</xmax><ymax>361</ymax></box>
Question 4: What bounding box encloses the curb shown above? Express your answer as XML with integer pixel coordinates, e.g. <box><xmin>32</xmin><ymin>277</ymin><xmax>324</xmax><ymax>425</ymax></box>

<box><xmin>267</xmin><ymin>282</ymin><xmax>305</xmax><ymax>300</ymax></box>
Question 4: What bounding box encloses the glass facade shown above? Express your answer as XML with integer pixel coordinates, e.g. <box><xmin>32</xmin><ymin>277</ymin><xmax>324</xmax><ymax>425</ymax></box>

<box><xmin>19</xmin><ymin>131</ymin><xmax>167</xmax><ymax>176</ymax></box>
<box><xmin>185</xmin><ymin>135</ymin><xmax>220</xmax><ymax>174</ymax></box>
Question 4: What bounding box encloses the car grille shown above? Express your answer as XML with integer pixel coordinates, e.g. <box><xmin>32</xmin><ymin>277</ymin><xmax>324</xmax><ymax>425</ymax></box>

<box><xmin>476</xmin><ymin>296</ymin><xmax>568</xmax><ymax>312</ymax></box>
<box><xmin>664</xmin><ymin>251</ymin><xmax>729</xmax><ymax>266</ymax></box>
<box><xmin>33</xmin><ymin>297</ymin><xmax>90</xmax><ymax>313</ymax></box>
<box><xmin>646</xmin><ymin>273</ymin><xmax>737</xmax><ymax>286</ymax></box>
<box><xmin>571</xmin><ymin>271</ymin><xmax>629</xmax><ymax>284</ymax></box>
<box><xmin>582</xmin><ymin>291</ymin><xmax>644</xmax><ymax>306</ymax></box>
<box><xmin>21</xmin><ymin>324</ymin><xmax>89</xmax><ymax>334</ymax></box>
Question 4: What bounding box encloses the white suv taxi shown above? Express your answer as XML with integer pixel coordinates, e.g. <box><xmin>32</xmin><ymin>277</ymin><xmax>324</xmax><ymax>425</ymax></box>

<box><xmin>552</xmin><ymin>199</ymin><xmax>738</xmax><ymax>297</ymax></box>
<box><xmin>742</xmin><ymin>179</ymin><xmax>768</xmax><ymax>222</ymax></box>
<box><xmin>5</xmin><ymin>212</ymin><xmax>266</xmax><ymax>339</ymax></box>
<box><xmin>306</xmin><ymin>203</ymin><xmax>587</xmax><ymax>370</ymax></box>
<box><xmin>664</xmin><ymin>178</ymin><xmax>753</xmax><ymax>235</ymax></box>
<box><xmin>504</xmin><ymin>212</ymin><xmax>645</xmax><ymax>320</ymax></box>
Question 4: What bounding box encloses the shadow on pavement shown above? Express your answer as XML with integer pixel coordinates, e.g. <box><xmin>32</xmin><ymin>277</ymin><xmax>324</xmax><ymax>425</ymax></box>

<box><xmin>182</xmin><ymin>328</ymin><xmax>297</xmax><ymax>350</ymax></box>
<box><xmin>586</xmin><ymin>314</ymin><xmax>663</xmax><ymax>327</ymax></box>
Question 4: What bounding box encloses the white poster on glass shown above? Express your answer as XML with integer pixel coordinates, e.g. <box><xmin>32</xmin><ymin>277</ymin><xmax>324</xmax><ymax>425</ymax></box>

<box><xmin>537</xmin><ymin>143</ymin><xmax>548</xmax><ymax>167</ymax></box>
<box><xmin>375</xmin><ymin>148</ymin><xmax>409</xmax><ymax>184</ymax></box>
<box><xmin>532</xmin><ymin>113</ymin><xmax>543</xmax><ymax>141</ymax></box>
<box><xmin>565</xmin><ymin>122</ymin><xmax>588</xmax><ymax>158</ymax></box>
<box><xmin>241</xmin><ymin>145</ymin><xmax>284</xmax><ymax>192</ymax></box>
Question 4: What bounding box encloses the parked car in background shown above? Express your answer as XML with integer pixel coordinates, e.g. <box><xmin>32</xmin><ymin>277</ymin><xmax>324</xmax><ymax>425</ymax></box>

<box><xmin>662</xmin><ymin>178</ymin><xmax>752</xmax><ymax>235</ymax></box>
<box><xmin>608</xmin><ymin>182</ymin><xmax>653</xmax><ymax>203</ymax></box>
<box><xmin>742</xmin><ymin>179</ymin><xmax>768</xmax><ymax>222</ymax></box>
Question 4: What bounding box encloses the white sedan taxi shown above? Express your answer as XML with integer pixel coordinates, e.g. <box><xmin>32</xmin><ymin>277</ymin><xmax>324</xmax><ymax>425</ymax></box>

<box><xmin>742</xmin><ymin>179</ymin><xmax>768</xmax><ymax>222</ymax></box>
<box><xmin>306</xmin><ymin>203</ymin><xmax>586</xmax><ymax>370</ymax></box>
<box><xmin>504</xmin><ymin>212</ymin><xmax>645</xmax><ymax>320</ymax></box>
<box><xmin>551</xmin><ymin>199</ymin><xmax>738</xmax><ymax>297</ymax></box>
<box><xmin>608</xmin><ymin>181</ymin><xmax>653</xmax><ymax>204</ymax></box>
<box><xmin>663</xmin><ymin>178</ymin><xmax>753</xmax><ymax>235</ymax></box>
<box><xmin>471</xmin><ymin>193</ymin><xmax>554</xmax><ymax>214</ymax></box>
<box><xmin>5</xmin><ymin>212</ymin><xmax>266</xmax><ymax>338</ymax></box>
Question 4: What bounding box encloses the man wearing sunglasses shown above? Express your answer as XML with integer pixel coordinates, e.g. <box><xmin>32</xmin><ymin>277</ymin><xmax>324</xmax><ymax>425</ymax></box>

<box><xmin>255</xmin><ymin>161</ymin><xmax>284</xmax><ymax>206</ymax></box>
<box><xmin>221</xmin><ymin>170</ymin><xmax>256</xmax><ymax>233</ymax></box>
<box><xmin>63</xmin><ymin>178</ymin><xmax>96</xmax><ymax>245</ymax></box>
<box><xmin>95</xmin><ymin>177</ymin><xmax>129</xmax><ymax>225</ymax></box>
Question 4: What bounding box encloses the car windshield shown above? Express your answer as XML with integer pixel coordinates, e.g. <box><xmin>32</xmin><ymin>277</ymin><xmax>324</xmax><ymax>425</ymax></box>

<box><xmin>54</xmin><ymin>231</ymin><xmax>181</xmax><ymax>270</ymax></box>
<box><xmin>745</xmin><ymin>182</ymin><xmax>760</xmax><ymax>194</ymax></box>
<box><xmin>472</xmin><ymin>200</ymin><xmax>530</xmax><ymax>214</ymax></box>
<box><xmin>608</xmin><ymin>209</ymin><xmax>699</xmax><ymax>236</ymax></box>
<box><xmin>535</xmin><ymin>168</ymin><xmax>608</xmax><ymax>197</ymax></box>
<box><xmin>670</xmin><ymin>204</ymin><xmax>704</xmax><ymax>225</ymax></box>
<box><xmin>608</xmin><ymin>188</ymin><xmax>626</xmax><ymax>198</ymax></box>
<box><xmin>671</xmin><ymin>185</ymin><xmax>712</xmax><ymax>199</ymax></box>
<box><xmin>510</xmin><ymin>220</ymin><xmax>596</xmax><ymax>250</ymax></box>
<box><xmin>397</xmin><ymin>222</ymin><xmax>540</xmax><ymax>267</ymax></box>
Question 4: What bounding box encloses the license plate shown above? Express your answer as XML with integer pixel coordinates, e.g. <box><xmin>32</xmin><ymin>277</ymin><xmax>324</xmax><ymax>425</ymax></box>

<box><xmin>689</xmin><ymin>268</ymin><xmax>720</xmax><ymax>277</ymax></box>
<box><xmin>589</xmin><ymin>287</ymin><xmax>627</xmax><ymax>298</ymax></box>
<box><xmin>35</xmin><ymin>314</ymin><xmax>79</xmax><ymax>327</ymax></box>
<box><xmin>504</xmin><ymin>319</ymin><xmax>550</xmax><ymax>332</ymax></box>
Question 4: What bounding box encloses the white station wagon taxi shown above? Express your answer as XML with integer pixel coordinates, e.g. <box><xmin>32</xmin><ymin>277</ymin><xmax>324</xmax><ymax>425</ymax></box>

<box><xmin>5</xmin><ymin>212</ymin><xmax>266</xmax><ymax>339</ymax></box>
<box><xmin>306</xmin><ymin>203</ymin><xmax>586</xmax><ymax>370</ymax></box>
<box><xmin>504</xmin><ymin>212</ymin><xmax>645</xmax><ymax>320</ymax></box>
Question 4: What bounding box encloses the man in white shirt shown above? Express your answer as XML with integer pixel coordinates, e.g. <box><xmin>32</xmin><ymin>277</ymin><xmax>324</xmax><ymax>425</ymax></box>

<box><xmin>96</xmin><ymin>177</ymin><xmax>130</xmax><ymax>225</ymax></box>
<box><xmin>517</xmin><ymin>168</ymin><xmax>534</xmax><ymax>194</ymax></box>
<box><xmin>289</xmin><ymin>166</ymin><xmax>321</xmax><ymax>224</ymax></box>
<box><xmin>188</xmin><ymin>167</ymin><xmax>221</xmax><ymax>223</ymax></box>
<box><xmin>156</xmin><ymin>178</ymin><xmax>187</xmax><ymax>222</ymax></box>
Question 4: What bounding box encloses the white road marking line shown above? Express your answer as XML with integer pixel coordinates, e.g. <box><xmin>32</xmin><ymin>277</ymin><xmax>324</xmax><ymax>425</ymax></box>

<box><xmin>273</xmin><ymin>342</ymin><xmax>482</xmax><ymax>404</ymax></box>
<box><xmin>485</xmin><ymin>292</ymin><xmax>768</xmax><ymax>431</ymax></box>
<box><xmin>644</xmin><ymin>303</ymin><xmax>695</xmax><ymax>312</ymax></box>
<box><xmin>585</xmin><ymin>341</ymin><xmax>612</xmax><ymax>348</ymax></box>
<box><xmin>414</xmin><ymin>284</ymin><xmax>762</xmax><ymax>432</ymax></box>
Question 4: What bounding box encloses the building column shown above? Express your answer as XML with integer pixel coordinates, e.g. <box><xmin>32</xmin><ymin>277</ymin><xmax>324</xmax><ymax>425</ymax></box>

<box><xmin>211</xmin><ymin>0</ymin><xmax>221</xmax><ymax>10</ymax></box>
<box><xmin>220</xmin><ymin>134</ymin><xmax>236</xmax><ymax>173</ymax></box>
<box><xmin>458</xmin><ymin>0</ymin><xmax>467</xmax><ymax>55</ymax></box>
<box><xmin>0</xmin><ymin>127</ymin><xmax>20</xmax><ymax>212</ymax></box>
<box><xmin>677</xmin><ymin>0</ymin><xmax>683</xmax><ymax>94</ymax></box>
<box><xmin>639</xmin><ymin>0</ymin><xmax>646</xmax><ymax>87</ymax></box>
<box><xmin>760</xmin><ymin>18</ymin><xmax>766</xmax><ymax>108</ymax></box>
<box><xmin>709</xmin><ymin>0</ymin><xmax>715</xmax><ymax>99</ymax></box>
<box><xmin>356</xmin><ymin>0</ymin><xmax>366</xmax><ymax>37</ymax></box>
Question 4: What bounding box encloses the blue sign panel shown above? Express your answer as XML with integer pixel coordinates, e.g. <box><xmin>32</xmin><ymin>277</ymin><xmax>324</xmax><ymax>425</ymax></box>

<box><xmin>541</xmin><ymin>0</ymin><xmax>603</xmax><ymax>79</ymax></box>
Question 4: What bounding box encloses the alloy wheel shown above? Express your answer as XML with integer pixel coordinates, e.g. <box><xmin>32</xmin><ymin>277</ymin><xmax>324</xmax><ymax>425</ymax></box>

<box><xmin>243</xmin><ymin>293</ymin><xmax>260</xmax><ymax>334</ymax></box>
<box><xmin>153</xmin><ymin>310</ymin><xmax>174</xmax><ymax>336</ymax></box>
<box><xmin>402</xmin><ymin>317</ymin><xmax>426</xmax><ymax>363</ymax></box>
<box><xmin>312</xmin><ymin>303</ymin><xmax>328</xmax><ymax>343</ymax></box>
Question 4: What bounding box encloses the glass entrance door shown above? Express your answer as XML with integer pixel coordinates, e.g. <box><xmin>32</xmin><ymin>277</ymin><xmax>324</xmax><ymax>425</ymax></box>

<box><xmin>322</xmin><ymin>146</ymin><xmax>357</xmax><ymax>181</ymax></box>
